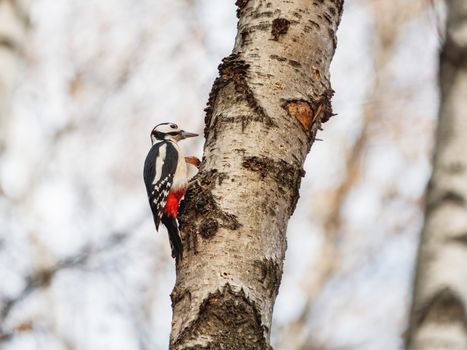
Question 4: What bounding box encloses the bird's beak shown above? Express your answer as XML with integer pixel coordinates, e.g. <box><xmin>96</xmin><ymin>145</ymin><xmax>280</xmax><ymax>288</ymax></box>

<box><xmin>180</xmin><ymin>130</ymin><xmax>199</xmax><ymax>139</ymax></box>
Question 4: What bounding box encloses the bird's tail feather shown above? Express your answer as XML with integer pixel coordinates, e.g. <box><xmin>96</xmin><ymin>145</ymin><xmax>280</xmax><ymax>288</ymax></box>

<box><xmin>161</xmin><ymin>215</ymin><xmax>183</xmax><ymax>262</ymax></box>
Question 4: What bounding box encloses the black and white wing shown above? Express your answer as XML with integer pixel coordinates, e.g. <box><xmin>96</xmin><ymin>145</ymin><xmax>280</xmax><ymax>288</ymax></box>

<box><xmin>143</xmin><ymin>141</ymin><xmax>179</xmax><ymax>230</ymax></box>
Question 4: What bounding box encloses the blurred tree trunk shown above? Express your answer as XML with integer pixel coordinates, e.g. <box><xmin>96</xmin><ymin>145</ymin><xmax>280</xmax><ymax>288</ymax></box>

<box><xmin>170</xmin><ymin>0</ymin><xmax>343</xmax><ymax>349</ymax></box>
<box><xmin>407</xmin><ymin>1</ymin><xmax>467</xmax><ymax>349</ymax></box>
<box><xmin>0</xmin><ymin>0</ymin><xmax>26</xmax><ymax>153</ymax></box>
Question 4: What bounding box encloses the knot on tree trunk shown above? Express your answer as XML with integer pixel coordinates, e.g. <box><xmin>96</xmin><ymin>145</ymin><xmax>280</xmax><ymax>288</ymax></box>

<box><xmin>172</xmin><ymin>284</ymin><xmax>270</xmax><ymax>350</ymax></box>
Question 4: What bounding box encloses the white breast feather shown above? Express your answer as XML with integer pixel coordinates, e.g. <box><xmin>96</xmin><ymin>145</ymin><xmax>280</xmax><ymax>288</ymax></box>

<box><xmin>171</xmin><ymin>142</ymin><xmax>188</xmax><ymax>190</ymax></box>
<box><xmin>186</xmin><ymin>162</ymin><xmax>198</xmax><ymax>181</ymax></box>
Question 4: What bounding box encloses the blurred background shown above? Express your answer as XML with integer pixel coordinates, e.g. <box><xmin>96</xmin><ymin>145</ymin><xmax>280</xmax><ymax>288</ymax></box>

<box><xmin>0</xmin><ymin>0</ymin><xmax>443</xmax><ymax>349</ymax></box>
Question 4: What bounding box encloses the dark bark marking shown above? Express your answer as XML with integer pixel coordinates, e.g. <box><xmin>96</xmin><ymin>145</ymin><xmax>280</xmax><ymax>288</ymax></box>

<box><xmin>331</xmin><ymin>0</ymin><xmax>344</xmax><ymax>17</ymax></box>
<box><xmin>255</xmin><ymin>258</ymin><xmax>282</xmax><ymax>298</ymax></box>
<box><xmin>271</xmin><ymin>18</ymin><xmax>290</xmax><ymax>40</ymax></box>
<box><xmin>427</xmin><ymin>190</ymin><xmax>466</xmax><ymax>214</ymax></box>
<box><xmin>440</xmin><ymin>36</ymin><xmax>467</xmax><ymax>69</ymax></box>
<box><xmin>314</xmin><ymin>90</ymin><xmax>336</xmax><ymax>123</ymax></box>
<box><xmin>204</xmin><ymin>54</ymin><xmax>276</xmax><ymax>139</ymax></box>
<box><xmin>242</xmin><ymin>156</ymin><xmax>305</xmax><ymax>189</ymax></box>
<box><xmin>253</xmin><ymin>11</ymin><xmax>273</xmax><ymax>19</ymax></box>
<box><xmin>199</xmin><ymin>218</ymin><xmax>219</xmax><ymax>239</ymax></box>
<box><xmin>234</xmin><ymin>148</ymin><xmax>247</xmax><ymax>155</ymax></box>
<box><xmin>416</xmin><ymin>288</ymin><xmax>467</xmax><ymax>327</ymax></box>
<box><xmin>170</xmin><ymin>287</ymin><xmax>191</xmax><ymax>308</ymax></box>
<box><xmin>174</xmin><ymin>284</ymin><xmax>269</xmax><ymax>350</ymax></box>
<box><xmin>270</xmin><ymin>54</ymin><xmax>287</xmax><ymax>62</ymax></box>
<box><xmin>288</xmin><ymin>59</ymin><xmax>301</xmax><ymax>68</ymax></box>
<box><xmin>234</xmin><ymin>115</ymin><xmax>272</xmax><ymax>133</ymax></box>
<box><xmin>179</xmin><ymin>170</ymin><xmax>241</xmax><ymax>251</ymax></box>
<box><xmin>329</xmin><ymin>28</ymin><xmax>337</xmax><ymax>50</ymax></box>
<box><xmin>293</xmin><ymin>11</ymin><xmax>302</xmax><ymax>19</ymax></box>
<box><xmin>248</xmin><ymin>23</ymin><xmax>271</xmax><ymax>32</ymax></box>
<box><xmin>242</xmin><ymin>156</ymin><xmax>305</xmax><ymax>214</ymax></box>
<box><xmin>204</xmin><ymin>54</ymin><xmax>248</xmax><ymax>138</ymax></box>
<box><xmin>328</xmin><ymin>0</ymin><xmax>344</xmax><ymax>27</ymax></box>
<box><xmin>308</xmin><ymin>20</ymin><xmax>320</xmax><ymax>30</ymax></box>
<box><xmin>240</xmin><ymin>30</ymin><xmax>250</xmax><ymax>47</ymax></box>
<box><xmin>322</xmin><ymin>12</ymin><xmax>333</xmax><ymax>25</ymax></box>
<box><xmin>235</xmin><ymin>0</ymin><xmax>250</xmax><ymax>18</ymax></box>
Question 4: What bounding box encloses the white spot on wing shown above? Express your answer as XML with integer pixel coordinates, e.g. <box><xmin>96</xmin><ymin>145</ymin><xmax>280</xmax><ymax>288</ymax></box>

<box><xmin>152</xmin><ymin>143</ymin><xmax>166</xmax><ymax>184</ymax></box>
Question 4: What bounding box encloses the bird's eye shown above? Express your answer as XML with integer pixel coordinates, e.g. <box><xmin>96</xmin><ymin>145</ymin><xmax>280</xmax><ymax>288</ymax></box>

<box><xmin>170</xmin><ymin>124</ymin><xmax>177</xmax><ymax>129</ymax></box>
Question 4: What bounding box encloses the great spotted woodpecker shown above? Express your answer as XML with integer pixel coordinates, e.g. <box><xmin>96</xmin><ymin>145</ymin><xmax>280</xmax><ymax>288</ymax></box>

<box><xmin>143</xmin><ymin>122</ymin><xmax>198</xmax><ymax>262</ymax></box>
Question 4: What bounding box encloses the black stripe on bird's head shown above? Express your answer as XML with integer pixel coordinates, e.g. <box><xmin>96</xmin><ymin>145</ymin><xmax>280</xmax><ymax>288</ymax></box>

<box><xmin>150</xmin><ymin>122</ymin><xmax>198</xmax><ymax>144</ymax></box>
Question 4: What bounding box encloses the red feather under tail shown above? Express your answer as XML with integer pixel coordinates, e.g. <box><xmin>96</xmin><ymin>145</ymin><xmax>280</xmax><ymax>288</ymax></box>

<box><xmin>164</xmin><ymin>189</ymin><xmax>186</xmax><ymax>218</ymax></box>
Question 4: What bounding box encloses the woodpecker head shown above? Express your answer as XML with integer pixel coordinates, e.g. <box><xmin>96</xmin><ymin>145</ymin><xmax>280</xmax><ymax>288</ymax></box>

<box><xmin>150</xmin><ymin>122</ymin><xmax>198</xmax><ymax>144</ymax></box>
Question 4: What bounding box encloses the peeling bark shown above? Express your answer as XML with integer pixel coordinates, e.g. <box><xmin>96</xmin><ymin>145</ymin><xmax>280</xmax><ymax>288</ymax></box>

<box><xmin>407</xmin><ymin>1</ymin><xmax>467</xmax><ymax>349</ymax></box>
<box><xmin>0</xmin><ymin>0</ymin><xmax>27</xmax><ymax>153</ymax></box>
<box><xmin>170</xmin><ymin>0</ymin><xmax>343</xmax><ymax>348</ymax></box>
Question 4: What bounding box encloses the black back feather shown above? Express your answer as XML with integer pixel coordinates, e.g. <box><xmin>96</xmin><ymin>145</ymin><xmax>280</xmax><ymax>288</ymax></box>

<box><xmin>143</xmin><ymin>141</ymin><xmax>179</xmax><ymax>230</ymax></box>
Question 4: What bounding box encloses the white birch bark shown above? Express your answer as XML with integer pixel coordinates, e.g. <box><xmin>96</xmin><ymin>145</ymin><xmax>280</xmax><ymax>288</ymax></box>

<box><xmin>170</xmin><ymin>0</ymin><xmax>343</xmax><ymax>348</ymax></box>
<box><xmin>0</xmin><ymin>0</ymin><xmax>26</xmax><ymax>153</ymax></box>
<box><xmin>407</xmin><ymin>1</ymin><xmax>467</xmax><ymax>349</ymax></box>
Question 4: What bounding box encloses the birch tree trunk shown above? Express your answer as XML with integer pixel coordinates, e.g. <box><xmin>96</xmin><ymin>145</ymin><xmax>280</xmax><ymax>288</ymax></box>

<box><xmin>0</xmin><ymin>0</ymin><xmax>26</xmax><ymax>153</ymax></box>
<box><xmin>407</xmin><ymin>1</ymin><xmax>467</xmax><ymax>349</ymax></box>
<box><xmin>170</xmin><ymin>1</ymin><xmax>343</xmax><ymax>348</ymax></box>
